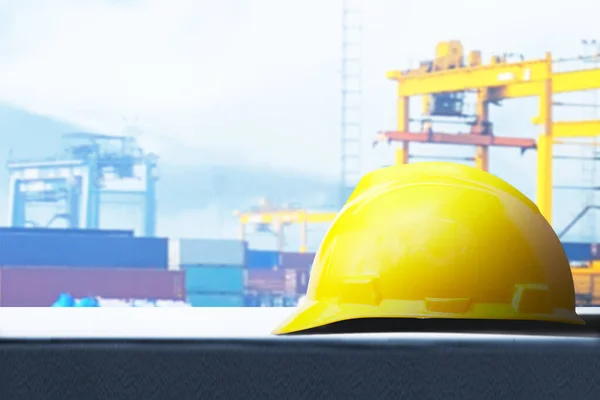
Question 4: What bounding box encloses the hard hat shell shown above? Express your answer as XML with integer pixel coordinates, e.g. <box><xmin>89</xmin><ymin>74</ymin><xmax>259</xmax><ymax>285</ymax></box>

<box><xmin>273</xmin><ymin>162</ymin><xmax>584</xmax><ymax>335</ymax></box>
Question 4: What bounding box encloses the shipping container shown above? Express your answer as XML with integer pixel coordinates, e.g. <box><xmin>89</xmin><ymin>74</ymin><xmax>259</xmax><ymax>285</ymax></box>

<box><xmin>0</xmin><ymin>227</ymin><xmax>134</xmax><ymax>237</ymax></box>
<box><xmin>184</xmin><ymin>265</ymin><xmax>245</xmax><ymax>293</ymax></box>
<box><xmin>169</xmin><ymin>239</ymin><xmax>246</xmax><ymax>266</ymax></box>
<box><xmin>246</xmin><ymin>250</ymin><xmax>280</xmax><ymax>269</ymax></box>
<box><xmin>246</xmin><ymin>269</ymin><xmax>296</xmax><ymax>293</ymax></box>
<box><xmin>592</xmin><ymin>243</ymin><xmax>600</xmax><ymax>260</ymax></box>
<box><xmin>244</xmin><ymin>293</ymin><xmax>261</xmax><ymax>307</ymax></box>
<box><xmin>573</xmin><ymin>272</ymin><xmax>593</xmax><ymax>305</ymax></box>
<box><xmin>251</xmin><ymin>293</ymin><xmax>298</xmax><ymax>307</ymax></box>
<box><xmin>0</xmin><ymin>234</ymin><xmax>168</xmax><ymax>268</ymax></box>
<box><xmin>562</xmin><ymin>242</ymin><xmax>594</xmax><ymax>262</ymax></box>
<box><xmin>284</xmin><ymin>269</ymin><xmax>297</xmax><ymax>294</ymax></box>
<box><xmin>280</xmin><ymin>252</ymin><xmax>315</xmax><ymax>270</ymax></box>
<box><xmin>296</xmin><ymin>269</ymin><xmax>310</xmax><ymax>294</ymax></box>
<box><xmin>246</xmin><ymin>269</ymin><xmax>284</xmax><ymax>292</ymax></box>
<box><xmin>187</xmin><ymin>293</ymin><xmax>244</xmax><ymax>307</ymax></box>
<box><xmin>0</xmin><ymin>267</ymin><xmax>185</xmax><ymax>306</ymax></box>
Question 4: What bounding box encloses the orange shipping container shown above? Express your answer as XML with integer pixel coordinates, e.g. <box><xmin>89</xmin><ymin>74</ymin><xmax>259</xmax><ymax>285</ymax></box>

<box><xmin>571</xmin><ymin>268</ymin><xmax>600</xmax><ymax>306</ymax></box>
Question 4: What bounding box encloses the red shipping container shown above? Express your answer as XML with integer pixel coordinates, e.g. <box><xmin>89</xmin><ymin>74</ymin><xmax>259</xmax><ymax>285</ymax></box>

<box><xmin>280</xmin><ymin>252</ymin><xmax>315</xmax><ymax>270</ymax></box>
<box><xmin>0</xmin><ymin>267</ymin><xmax>185</xmax><ymax>306</ymax></box>
<box><xmin>246</xmin><ymin>269</ymin><xmax>298</xmax><ymax>294</ymax></box>
<box><xmin>246</xmin><ymin>269</ymin><xmax>285</xmax><ymax>292</ymax></box>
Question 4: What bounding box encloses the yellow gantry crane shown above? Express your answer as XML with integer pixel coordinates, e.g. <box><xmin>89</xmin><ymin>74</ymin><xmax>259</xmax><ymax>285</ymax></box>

<box><xmin>234</xmin><ymin>198</ymin><xmax>336</xmax><ymax>253</ymax></box>
<box><xmin>374</xmin><ymin>40</ymin><xmax>600</xmax><ymax>226</ymax></box>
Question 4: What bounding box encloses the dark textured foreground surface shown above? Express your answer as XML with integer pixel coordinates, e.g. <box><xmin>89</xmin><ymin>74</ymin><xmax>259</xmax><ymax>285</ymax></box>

<box><xmin>2</xmin><ymin>316</ymin><xmax>600</xmax><ymax>400</ymax></box>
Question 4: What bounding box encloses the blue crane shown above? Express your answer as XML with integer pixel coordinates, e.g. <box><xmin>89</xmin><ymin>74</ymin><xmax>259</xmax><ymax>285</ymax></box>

<box><xmin>7</xmin><ymin>132</ymin><xmax>158</xmax><ymax>236</ymax></box>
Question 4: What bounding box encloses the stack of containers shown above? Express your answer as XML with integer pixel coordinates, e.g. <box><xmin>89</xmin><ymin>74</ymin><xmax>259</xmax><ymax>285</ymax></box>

<box><xmin>571</xmin><ymin>260</ymin><xmax>600</xmax><ymax>306</ymax></box>
<box><xmin>279</xmin><ymin>252</ymin><xmax>315</xmax><ymax>296</ymax></box>
<box><xmin>245</xmin><ymin>250</ymin><xmax>285</xmax><ymax>291</ymax></box>
<box><xmin>245</xmin><ymin>249</ymin><xmax>314</xmax><ymax>306</ymax></box>
<box><xmin>561</xmin><ymin>242</ymin><xmax>600</xmax><ymax>306</ymax></box>
<box><xmin>0</xmin><ymin>227</ymin><xmax>185</xmax><ymax>306</ymax></box>
<box><xmin>169</xmin><ymin>238</ymin><xmax>247</xmax><ymax>307</ymax></box>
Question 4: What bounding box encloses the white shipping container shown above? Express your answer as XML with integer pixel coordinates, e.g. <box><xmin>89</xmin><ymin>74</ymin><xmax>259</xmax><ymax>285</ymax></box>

<box><xmin>169</xmin><ymin>238</ymin><xmax>246</xmax><ymax>266</ymax></box>
<box><xmin>168</xmin><ymin>239</ymin><xmax>181</xmax><ymax>269</ymax></box>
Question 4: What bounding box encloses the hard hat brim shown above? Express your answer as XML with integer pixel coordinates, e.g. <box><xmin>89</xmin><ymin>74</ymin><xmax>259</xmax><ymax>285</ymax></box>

<box><xmin>272</xmin><ymin>299</ymin><xmax>585</xmax><ymax>335</ymax></box>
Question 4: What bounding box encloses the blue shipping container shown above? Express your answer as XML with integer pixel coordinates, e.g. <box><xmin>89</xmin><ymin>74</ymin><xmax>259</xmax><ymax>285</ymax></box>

<box><xmin>184</xmin><ymin>265</ymin><xmax>245</xmax><ymax>293</ymax></box>
<box><xmin>172</xmin><ymin>239</ymin><xmax>246</xmax><ymax>266</ymax></box>
<box><xmin>0</xmin><ymin>234</ymin><xmax>168</xmax><ymax>268</ymax></box>
<box><xmin>187</xmin><ymin>293</ymin><xmax>244</xmax><ymax>307</ymax></box>
<box><xmin>243</xmin><ymin>293</ymin><xmax>298</xmax><ymax>307</ymax></box>
<box><xmin>562</xmin><ymin>242</ymin><xmax>593</xmax><ymax>262</ymax></box>
<box><xmin>246</xmin><ymin>250</ymin><xmax>280</xmax><ymax>269</ymax></box>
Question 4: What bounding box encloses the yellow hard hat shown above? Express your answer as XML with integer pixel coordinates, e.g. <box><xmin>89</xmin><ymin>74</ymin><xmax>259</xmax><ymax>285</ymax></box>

<box><xmin>273</xmin><ymin>162</ymin><xmax>584</xmax><ymax>335</ymax></box>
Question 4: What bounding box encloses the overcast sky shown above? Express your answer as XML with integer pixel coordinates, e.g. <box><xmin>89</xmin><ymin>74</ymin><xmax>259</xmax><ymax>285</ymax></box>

<box><xmin>0</xmin><ymin>0</ymin><xmax>599</xmax><ymax>236</ymax></box>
